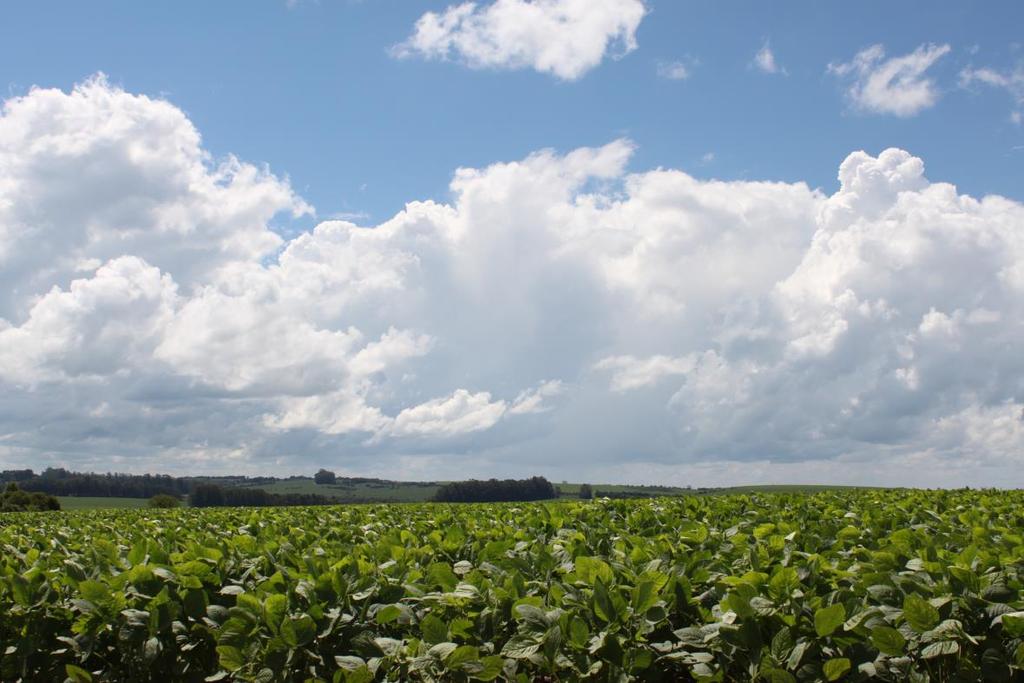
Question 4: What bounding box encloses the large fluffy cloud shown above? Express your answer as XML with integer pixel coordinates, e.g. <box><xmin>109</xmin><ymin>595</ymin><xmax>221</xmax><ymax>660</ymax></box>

<box><xmin>393</xmin><ymin>0</ymin><xmax>646</xmax><ymax>81</ymax></box>
<box><xmin>2</xmin><ymin>78</ymin><xmax>1023</xmax><ymax>486</ymax></box>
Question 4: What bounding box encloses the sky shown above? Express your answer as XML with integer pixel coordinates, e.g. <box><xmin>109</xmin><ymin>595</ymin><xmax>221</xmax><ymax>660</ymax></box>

<box><xmin>0</xmin><ymin>0</ymin><xmax>1023</xmax><ymax>487</ymax></box>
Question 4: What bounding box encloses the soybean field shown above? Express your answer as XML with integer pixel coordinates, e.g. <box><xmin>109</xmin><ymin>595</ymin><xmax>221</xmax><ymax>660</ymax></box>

<box><xmin>1</xmin><ymin>489</ymin><xmax>1023</xmax><ymax>682</ymax></box>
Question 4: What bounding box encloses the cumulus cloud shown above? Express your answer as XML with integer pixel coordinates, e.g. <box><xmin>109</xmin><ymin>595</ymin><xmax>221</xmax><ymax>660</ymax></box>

<box><xmin>2</xmin><ymin>77</ymin><xmax>1024</xmax><ymax>486</ymax></box>
<box><xmin>0</xmin><ymin>75</ymin><xmax>310</xmax><ymax>323</ymax></box>
<box><xmin>393</xmin><ymin>0</ymin><xmax>646</xmax><ymax>80</ymax></box>
<box><xmin>828</xmin><ymin>43</ymin><xmax>951</xmax><ymax>116</ymax></box>
<box><xmin>752</xmin><ymin>41</ymin><xmax>785</xmax><ymax>75</ymax></box>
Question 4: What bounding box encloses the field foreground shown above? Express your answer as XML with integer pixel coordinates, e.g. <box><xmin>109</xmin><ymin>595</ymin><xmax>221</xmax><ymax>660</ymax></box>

<box><xmin>2</xmin><ymin>490</ymin><xmax>1023</xmax><ymax>681</ymax></box>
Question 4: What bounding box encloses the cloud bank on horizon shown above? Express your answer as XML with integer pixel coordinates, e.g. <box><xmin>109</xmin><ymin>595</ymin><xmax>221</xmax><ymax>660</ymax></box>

<box><xmin>1</xmin><ymin>76</ymin><xmax>1022</xmax><ymax>487</ymax></box>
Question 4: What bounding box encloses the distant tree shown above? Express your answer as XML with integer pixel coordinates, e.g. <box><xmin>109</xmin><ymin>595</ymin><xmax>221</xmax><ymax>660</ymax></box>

<box><xmin>189</xmin><ymin>482</ymin><xmax>334</xmax><ymax>508</ymax></box>
<box><xmin>1</xmin><ymin>482</ymin><xmax>60</xmax><ymax>512</ymax></box>
<box><xmin>433</xmin><ymin>476</ymin><xmax>557</xmax><ymax>503</ymax></box>
<box><xmin>578</xmin><ymin>484</ymin><xmax>593</xmax><ymax>500</ymax></box>
<box><xmin>148</xmin><ymin>494</ymin><xmax>181</xmax><ymax>508</ymax></box>
<box><xmin>314</xmin><ymin>469</ymin><xmax>337</xmax><ymax>485</ymax></box>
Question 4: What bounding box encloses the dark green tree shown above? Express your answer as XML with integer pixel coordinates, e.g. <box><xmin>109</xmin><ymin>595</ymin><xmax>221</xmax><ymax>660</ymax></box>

<box><xmin>148</xmin><ymin>494</ymin><xmax>181</xmax><ymax>508</ymax></box>
<box><xmin>314</xmin><ymin>469</ymin><xmax>337</xmax><ymax>485</ymax></box>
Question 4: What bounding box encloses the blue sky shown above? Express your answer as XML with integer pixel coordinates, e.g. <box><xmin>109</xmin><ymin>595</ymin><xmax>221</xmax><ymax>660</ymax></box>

<box><xmin>3</xmin><ymin>1</ymin><xmax>1021</xmax><ymax>228</ymax></box>
<box><xmin>2</xmin><ymin>1</ymin><xmax>1024</xmax><ymax>486</ymax></box>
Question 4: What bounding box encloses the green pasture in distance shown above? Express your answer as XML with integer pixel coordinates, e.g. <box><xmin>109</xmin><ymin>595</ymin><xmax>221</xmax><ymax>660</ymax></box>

<box><xmin>55</xmin><ymin>496</ymin><xmax>149</xmax><ymax>510</ymax></box>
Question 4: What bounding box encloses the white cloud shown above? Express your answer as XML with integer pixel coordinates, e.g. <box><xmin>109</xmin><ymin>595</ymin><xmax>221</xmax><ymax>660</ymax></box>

<box><xmin>752</xmin><ymin>41</ymin><xmax>785</xmax><ymax>75</ymax></box>
<box><xmin>389</xmin><ymin>389</ymin><xmax>507</xmax><ymax>437</ymax></box>
<box><xmin>594</xmin><ymin>355</ymin><xmax>695</xmax><ymax>391</ymax></box>
<box><xmin>509</xmin><ymin>380</ymin><xmax>564</xmax><ymax>414</ymax></box>
<box><xmin>393</xmin><ymin>0</ymin><xmax>646</xmax><ymax>80</ymax></box>
<box><xmin>2</xmin><ymin>77</ymin><xmax>1024</xmax><ymax>486</ymax></box>
<box><xmin>960</xmin><ymin>63</ymin><xmax>1024</xmax><ymax>122</ymax></box>
<box><xmin>656</xmin><ymin>60</ymin><xmax>690</xmax><ymax>80</ymax></box>
<box><xmin>0</xmin><ymin>74</ymin><xmax>310</xmax><ymax>322</ymax></box>
<box><xmin>828</xmin><ymin>43</ymin><xmax>951</xmax><ymax>116</ymax></box>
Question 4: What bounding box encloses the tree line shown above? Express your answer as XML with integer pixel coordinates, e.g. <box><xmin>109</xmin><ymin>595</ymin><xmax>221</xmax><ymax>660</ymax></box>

<box><xmin>189</xmin><ymin>484</ymin><xmax>335</xmax><ymax>508</ymax></box>
<box><xmin>1</xmin><ymin>468</ymin><xmax>190</xmax><ymax>499</ymax></box>
<box><xmin>432</xmin><ymin>476</ymin><xmax>557</xmax><ymax>503</ymax></box>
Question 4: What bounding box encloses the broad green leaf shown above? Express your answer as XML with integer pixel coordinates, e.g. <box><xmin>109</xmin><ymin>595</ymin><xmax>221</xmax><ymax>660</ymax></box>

<box><xmin>263</xmin><ymin>593</ymin><xmax>288</xmax><ymax>634</ymax></box>
<box><xmin>823</xmin><ymin>657</ymin><xmax>851</xmax><ymax>681</ymax></box>
<box><xmin>1000</xmin><ymin>612</ymin><xmax>1024</xmax><ymax>637</ymax></box>
<box><xmin>280</xmin><ymin>614</ymin><xmax>316</xmax><ymax>648</ymax></box>
<box><xmin>593</xmin><ymin>578</ymin><xmax>617</xmax><ymax>623</ymax></box>
<box><xmin>763</xmin><ymin>669</ymin><xmax>796</xmax><ymax>683</ymax></box>
<box><xmin>447</xmin><ymin>645</ymin><xmax>480</xmax><ymax>669</ymax></box>
<box><xmin>575</xmin><ymin>556</ymin><xmax>614</xmax><ymax>585</ymax></box>
<box><xmin>375</xmin><ymin>604</ymin><xmax>402</xmax><ymax>625</ymax></box>
<box><xmin>814</xmin><ymin>604</ymin><xmax>846</xmax><ymax>637</ymax></box>
<box><xmin>420</xmin><ymin>613</ymin><xmax>448</xmax><ymax>644</ymax></box>
<box><xmin>472</xmin><ymin>655</ymin><xmax>504</xmax><ymax>681</ymax></box>
<box><xmin>903</xmin><ymin>594</ymin><xmax>940</xmax><ymax>633</ymax></box>
<box><xmin>217</xmin><ymin>645</ymin><xmax>245</xmax><ymax>672</ymax></box>
<box><xmin>870</xmin><ymin>626</ymin><xmax>905</xmax><ymax>656</ymax></box>
<box><xmin>64</xmin><ymin>665</ymin><xmax>93</xmax><ymax>683</ymax></box>
<box><xmin>921</xmin><ymin>640</ymin><xmax>959</xmax><ymax>659</ymax></box>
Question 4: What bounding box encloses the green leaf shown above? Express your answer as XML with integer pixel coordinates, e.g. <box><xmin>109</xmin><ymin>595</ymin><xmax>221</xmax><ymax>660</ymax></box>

<box><xmin>632</xmin><ymin>579</ymin><xmax>658</xmax><ymax>613</ymax></box>
<box><xmin>472</xmin><ymin>655</ymin><xmax>504</xmax><ymax>681</ymax></box>
<box><xmin>447</xmin><ymin>645</ymin><xmax>480</xmax><ymax>669</ymax></box>
<box><xmin>921</xmin><ymin>640</ymin><xmax>959</xmax><ymax>659</ymax></box>
<box><xmin>1000</xmin><ymin>612</ymin><xmax>1024</xmax><ymax>637</ymax></box>
<box><xmin>280</xmin><ymin>614</ymin><xmax>316</xmax><ymax>648</ymax></box>
<box><xmin>568</xmin><ymin>616</ymin><xmax>590</xmax><ymax>648</ymax></box>
<box><xmin>575</xmin><ymin>556</ymin><xmax>614</xmax><ymax>585</ymax></box>
<box><xmin>763</xmin><ymin>669</ymin><xmax>796</xmax><ymax>683</ymax></box>
<box><xmin>514</xmin><ymin>604</ymin><xmax>549</xmax><ymax>632</ymax></box>
<box><xmin>217</xmin><ymin>645</ymin><xmax>245</xmax><ymax>672</ymax></box>
<box><xmin>501</xmin><ymin>635</ymin><xmax>540</xmax><ymax>659</ymax></box>
<box><xmin>593</xmin><ymin>577</ymin><xmax>617</xmax><ymax>623</ymax></box>
<box><xmin>78</xmin><ymin>580</ymin><xmax>110</xmax><ymax>605</ymax></box>
<box><xmin>426</xmin><ymin>562</ymin><xmax>459</xmax><ymax>591</ymax></box>
<box><xmin>343</xmin><ymin>669</ymin><xmax>374</xmax><ymax>683</ymax></box>
<box><xmin>870</xmin><ymin>626</ymin><xmax>906</xmax><ymax>656</ymax></box>
<box><xmin>420</xmin><ymin>613</ymin><xmax>448</xmax><ymax>644</ymax></box>
<box><xmin>64</xmin><ymin>665</ymin><xmax>93</xmax><ymax>683</ymax></box>
<box><xmin>10</xmin><ymin>573</ymin><xmax>31</xmax><ymax>606</ymax></box>
<box><xmin>814</xmin><ymin>604</ymin><xmax>846</xmax><ymax>637</ymax></box>
<box><xmin>823</xmin><ymin>657</ymin><xmax>851</xmax><ymax>681</ymax></box>
<box><xmin>375</xmin><ymin>604</ymin><xmax>402</xmax><ymax>625</ymax></box>
<box><xmin>263</xmin><ymin>593</ymin><xmax>288</xmax><ymax>635</ymax></box>
<box><xmin>903</xmin><ymin>594</ymin><xmax>940</xmax><ymax>633</ymax></box>
<box><xmin>982</xmin><ymin>583</ymin><xmax>1017</xmax><ymax>603</ymax></box>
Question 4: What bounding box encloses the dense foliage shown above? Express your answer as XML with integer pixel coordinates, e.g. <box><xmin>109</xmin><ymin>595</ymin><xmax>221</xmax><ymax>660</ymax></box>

<box><xmin>189</xmin><ymin>484</ymin><xmax>336</xmax><ymax>508</ymax></box>
<box><xmin>148</xmin><ymin>494</ymin><xmax>182</xmax><ymax>509</ymax></box>
<box><xmin>433</xmin><ymin>477</ymin><xmax>558</xmax><ymax>503</ymax></box>
<box><xmin>316</xmin><ymin>470</ymin><xmax>338</xmax><ymax>485</ymax></box>
<box><xmin>0</xmin><ymin>483</ymin><xmax>60</xmax><ymax>512</ymax></box>
<box><xmin>1</xmin><ymin>490</ymin><xmax>1023</xmax><ymax>682</ymax></box>
<box><xmin>1</xmin><ymin>468</ymin><xmax>190</xmax><ymax>499</ymax></box>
